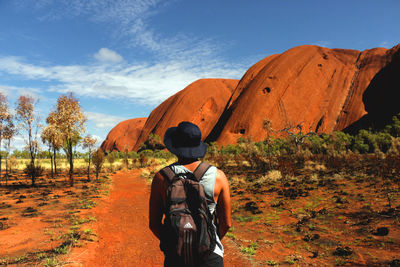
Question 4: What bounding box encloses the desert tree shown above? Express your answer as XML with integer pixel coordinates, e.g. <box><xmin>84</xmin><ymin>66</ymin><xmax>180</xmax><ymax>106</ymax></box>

<box><xmin>41</xmin><ymin>124</ymin><xmax>62</xmax><ymax>179</ymax></box>
<box><xmin>42</xmin><ymin>111</ymin><xmax>63</xmax><ymax>178</ymax></box>
<box><xmin>92</xmin><ymin>148</ymin><xmax>105</xmax><ymax>180</ymax></box>
<box><xmin>52</xmin><ymin>93</ymin><xmax>86</xmax><ymax>186</ymax></box>
<box><xmin>15</xmin><ymin>95</ymin><xmax>41</xmax><ymax>186</ymax></box>
<box><xmin>122</xmin><ymin>144</ymin><xmax>130</xmax><ymax>169</ymax></box>
<box><xmin>278</xmin><ymin>122</ymin><xmax>315</xmax><ymax>152</ymax></box>
<box><xmin>0</xmin><ymin>92</ymin><xmax>12</xmax><ymax>178</ymax></box>
<box><xmin>106</xmin><ymin>151</ymin><xmax>116</xmax><ymax>172</ymax></box>
<box><xmin>82</xmin><ymin>135</ymin><xmax>97</xmax><ymax>181</ymax></box>
<box><xmin>3</xmin><ymin>117</ymin><xmax>16</xmax><ymax>185</ymax></box>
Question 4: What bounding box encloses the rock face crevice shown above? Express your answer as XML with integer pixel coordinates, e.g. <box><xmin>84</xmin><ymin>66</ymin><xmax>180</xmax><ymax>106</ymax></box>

<box><xmin>102</xmin><ymin>44</ymin><xmax>400</xmax><ymax>151</ymax></box>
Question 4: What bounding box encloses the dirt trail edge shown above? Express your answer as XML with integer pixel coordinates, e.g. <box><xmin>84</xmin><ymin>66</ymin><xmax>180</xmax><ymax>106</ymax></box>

<box><xmin>66</xmin><ymin>170</ymin><xmax>251</xmax><ymax>267</ymax></box>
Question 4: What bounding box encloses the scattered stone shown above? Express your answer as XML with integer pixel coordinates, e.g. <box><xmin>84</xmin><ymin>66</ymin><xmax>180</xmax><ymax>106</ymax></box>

<box><xmin>52</xmin><ymin>195</ymin><xmax>60</xmax><ymax>199</ymax></box>
<box><xmin>63</xmin><ymin>190</ymin><xmax>75</xmax><ymax>195</ymax></box>
<box><xmin>303</xmin><ymin>234</ymin><xmax>320</xmax><ymax>242</ymax></box>
<box><xmin>373</xmin><ymin>227</ymin><xmax>389</xmax><ymax>236</ymax></box>
<box><xmin>389</xmin><ymin>259</ymin><xmax>400</xmax><ymax>267</ymax></box>
<box><xmin>270</xmin><ymin>200</ymin><xmax>283</xmax><ymax>208</ymax></box>
<box><xmin>333</xmin><ymin>246</ymin><xmax>353</xmax><ymax>256</ymax></box>
<box><xmin>279</xmin><ymin>187</ymin><xmax>309</xmax><ymax>199</ymax></box>
<box><xmin>38</xmin><ymin>202</ymin><xmax>48</xmax><ymax>207</ymax></box>
<box><xmin>22</xmin><ymin>207</ymin><xmax>39</xmax><ymax>217</ymax></box>
<box><xmin>23</xmin><ymin>207</ymin><xmax>38</xmax><ymax>213</ymax></box>
<box><xmin>333</xmin><ymin>195</ymin><xmax>348</xmax><ymax>204</ymax></box>
<box><xmin>0</xmin><ymin>217</ymin><xmax>8</xmax><ymax>220</ymax></box>
<box><xmin>318</xmin><ymin>208</ymin><xmax>328</xmax><ymax>215</ymax></box>
<box><xmin>353</xmin><ymin>218</ymin><xmax>371</xmax><ymax>226</ymax></box>
<box><xmin>379</xmin><ymin>208</ymin><xmax>395</xmax><ymax>216</ymax></box>
<box><xmin>310</xmin><ymin>210</ymin><xmax>317</xmax><ymax>218</ymax></box>
<box><xmin>16</xmin><ymin>199</ymin><xmax>23</xmax><ymax>204</ymax></box>
<box><xmin>82</xmin><ymin>185</ymin><xmax>89</xmax><ymax>189</ymax></box>
<box><xmin>244</xmin><ymin>201</ymin><xmax>262</xmax><ymax>214</ymax></box>
<box><xmin>0</xmin><ymin>202</ymin><xmax>11</xmax><ymax>209</ymax></box>
<box><xmin>18</xmin><ymin>195</ymin><xmax>27</xmax><ymax>199</ymax></box>
<box><xmin>310</xmin><ymin>251</ymin><xmax>319</xmax><ymax>258</ymax></box>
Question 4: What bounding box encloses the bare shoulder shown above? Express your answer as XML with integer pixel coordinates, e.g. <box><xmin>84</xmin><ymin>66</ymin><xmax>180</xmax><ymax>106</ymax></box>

<box><xmin>215</xmin><ymin>168</ymin><xmax>228</xmax><ymax>182</ymax></box>
<box><xmin>214</xmin><ymin>167</ymin><xmax>229</xmax><ymax>195</ymax></box>
<box><xmin>217</xmin><ymin>168</ymin><xmax>227</xmax><ymax>180</ymax></box>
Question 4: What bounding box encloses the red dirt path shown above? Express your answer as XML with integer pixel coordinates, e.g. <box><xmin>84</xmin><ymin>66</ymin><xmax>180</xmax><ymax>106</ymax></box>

<box><xmin>66</xmin><ymin>170</ymin><xmax>251</xmax><ymax>267</ymax></box>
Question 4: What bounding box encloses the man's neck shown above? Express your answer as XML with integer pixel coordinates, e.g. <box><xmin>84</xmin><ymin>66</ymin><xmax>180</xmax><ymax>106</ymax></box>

<box><xmin>177</xmin><ymin>157</ymin><xmax>199</xmax><ymax>165</ymax></box>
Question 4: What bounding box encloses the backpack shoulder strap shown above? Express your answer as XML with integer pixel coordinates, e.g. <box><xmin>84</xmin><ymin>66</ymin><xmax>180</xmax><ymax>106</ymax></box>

<box><xmin>160</xmin><ymin>166</ymin><xmax>176</xmax><ymax>183</ymax></box>
<box><xmin>192</xmin><ymin>162</ymin><xmax>211</xmax><ymax>181</ymax></box>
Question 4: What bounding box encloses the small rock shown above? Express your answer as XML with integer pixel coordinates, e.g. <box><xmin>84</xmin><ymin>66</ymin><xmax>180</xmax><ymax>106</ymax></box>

<box><xmin>310</xmin><ymin>251</ymin><xmax>319</xmax><ymax>258</ymax></box>
<box><xmin>0</xmin><ymin>202</ymin><xmax>12</xmax><ymax>209</ymax></box>
<box><xmin>23</xmin><ymin>207</ymin><xmax>37</xmax><ymax>213</ymax></box>
<box><xmin>318</xmin><ymin>208</ymin><xmax>328</xmax><ymax>215</ymax></box>
<box><xmin>373</xmin><ymin>227</ymin><xmax>389</xmax><ymax>236</ymax></box>
<box><xmin>333</xmin><ymin>246</ymin><xmax>353</xmax><ymax>256</ymax></box>
<box><xmin>390</xmin><ymin>259</ymin><xmax>400</xmax><ymax>267</ymax></box>
<box><xmin>303</xmin><ymin>234</ymin><xmax>320</xmax><ymax>242</ymax></box>
<box><xmin>16</xmin><ymin>199</ymin><xmax>23</xmax><ymax>204</ymax></box>
<box><xmin>244</xmin><ymin>201</ymin><xmax>262</xmax><ymax>214</ymax></box>
<box><xmin>333</xmin><ymin>195</ymin><xmax>348</xmax><ymax>204</ymax></box>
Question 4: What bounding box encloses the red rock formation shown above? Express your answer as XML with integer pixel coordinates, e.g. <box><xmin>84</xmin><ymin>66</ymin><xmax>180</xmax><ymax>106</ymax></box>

<box><xmin>214</xmin><ymin>44</ymin><xmax>400</xmax><ymax>145</ymax></box>
<box><xmin>133</xmin><ymin>79</ymin><xmax>239</xmax><ymax>150</ymax></box>
<box><xmin>103</xmin><ymin>44</ymin><xmax>400</xmax><ymax>151</ymax></box>
<box><xmin>101</xmin><ymin>118</ymin><xmax>146</xmax><ymax>152</ymax></box>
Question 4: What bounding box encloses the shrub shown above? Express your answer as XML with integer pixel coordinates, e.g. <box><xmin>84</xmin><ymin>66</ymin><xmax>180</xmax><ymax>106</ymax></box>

<box><xmin>24</xmin><ymin>163</ymin><xmax>44</xmax><ymax>178</ymax></box>
<box><xmin>139</xmin><ymin>153</ymin><xmax>148</xmax><ymax>167</ymax></box>
<box><xmin>106</xmin><ymin>151</ymin><xmax>117</xmax><ymax>172</ymax></box>
<box><xmin>353</xmin><ymin>130</ymin><xmax>372</xmax><ymax>153</ymax></box>
<box><xmin>384</xmin><ymin>113</ymin><xmax>400</xmax><ymax>137</ymax></box>
<box><xmin>375</xmin><ymin>132</ymin><xmax>392</xmax><ymax>153</ymax></box>
<box><xmin>9</xmin><ymin>156</ymin><xmax>18</xmax><ymax>173</ymax></box>
<box><xmin>92</xmin><ymin>149</ymin><xmax>105</xmax><ymax>180</ymax></box>
<box><xmin>331</xmin><ymin>131</ymin><xmax>353</xmax><ymax>152</ymax></box>
<box><xmin>139</xmin><ymin>133</ymin><xmax>164</xmax><ymax>151</ymax></box>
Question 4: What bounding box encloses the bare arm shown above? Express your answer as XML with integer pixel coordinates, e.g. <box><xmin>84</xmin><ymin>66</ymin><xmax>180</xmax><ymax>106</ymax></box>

<box><xmin>216</xmin><ymin>169</ymin><xmax>231</xmax><ymax>239</ymax></box>
<box><xmin>149</xmin><ymin>172</ymin><xmax>165</xmax><ymax>240</ymax></box>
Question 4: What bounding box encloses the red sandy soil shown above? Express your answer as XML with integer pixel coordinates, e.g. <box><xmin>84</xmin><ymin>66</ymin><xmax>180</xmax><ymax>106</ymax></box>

<box><xmin>0</xmin><ymin>171</ymin><xmax>106</xmax><ymax>266</ymax></box>
<box><xmin>66</xmin><ymin>170</ymin><xmax>251</xmax><ymax>267</ymax></box>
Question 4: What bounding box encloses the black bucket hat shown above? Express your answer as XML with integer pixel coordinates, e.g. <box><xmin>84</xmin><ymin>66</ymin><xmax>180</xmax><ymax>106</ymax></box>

<box><xmin>163</xmin><ymin>121</ymin><xmax>207</xmax><ymax>159</ymax></box>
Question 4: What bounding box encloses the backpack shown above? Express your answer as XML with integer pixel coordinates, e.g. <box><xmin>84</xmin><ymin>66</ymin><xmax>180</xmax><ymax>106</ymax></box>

<box><xmin>160</xmin><ymin>162</ymin><xmax>217</xmax><ymax>267</ymax></box>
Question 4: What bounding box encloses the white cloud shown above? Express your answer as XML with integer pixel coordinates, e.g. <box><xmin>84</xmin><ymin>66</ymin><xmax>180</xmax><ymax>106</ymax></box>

<box><xmin>94</xmin><ymin>48</ymin><xmax>123</xmax><ymax>63</ymax></box>
<box><xmin>314</xmin><ymin>41</ymin><xmax>332</xmax><ymax>48</ymax></box>
<box><xmin>0</xmin><ymin>56</ymin><xmax>244</xmax><ymax>106</ymax></box>
<box><xmin>378</xmin><ymin>41</ymin><xmax>396</xmax><ymax>49</ymax></box>
<box><xmin>86</xmin><ymin>111</ymin><xmax>127</xmax><ymax>129</ymax></box>
<box><xmin>0</xmin><ymin>84</ymin><xmax>43</xmax><ymax>102</ymax></box>
<box><xmin>5</xmin><ymin>0</ymin><xmax>246</xmax><ymax>107</ymax></box>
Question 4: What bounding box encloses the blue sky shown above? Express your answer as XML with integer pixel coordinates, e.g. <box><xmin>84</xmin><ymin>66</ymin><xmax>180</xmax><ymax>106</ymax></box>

<box><xmin>1</xmin><ymin>0</ymin><xmax>399</xmax><ymax>150</ymax></box>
